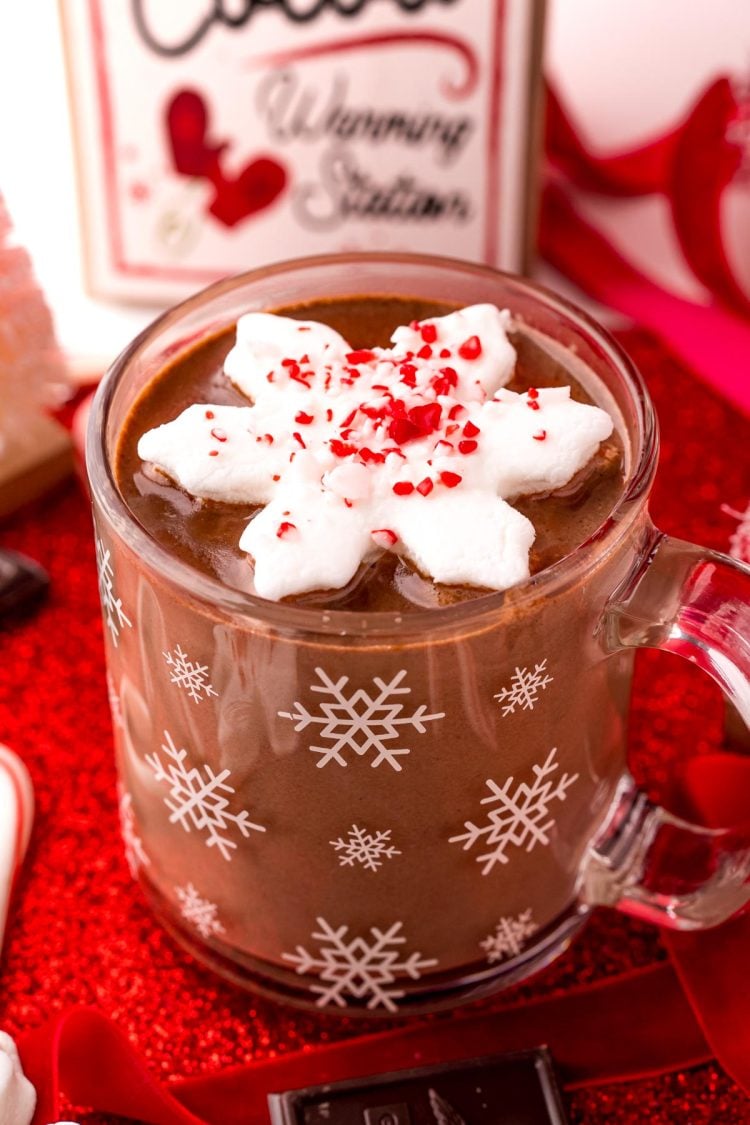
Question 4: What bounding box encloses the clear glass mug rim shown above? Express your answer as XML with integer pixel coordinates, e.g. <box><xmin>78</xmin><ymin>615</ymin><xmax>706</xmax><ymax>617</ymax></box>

<box><xmin>87</xmin><ymin>251</ymin><xmax>658</xmax><ymax>638</ymax></box>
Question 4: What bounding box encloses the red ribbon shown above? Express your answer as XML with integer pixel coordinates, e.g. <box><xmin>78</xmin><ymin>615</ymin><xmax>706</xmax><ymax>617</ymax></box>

<box><xmin>542</xmin><ymin>79</ymin><xmax>750</xmax><ymax>415</ymax></box>
<box><xmin>17</xmin><ymin>751</ymin><xmax>750</xmax><ymax>1124</ymax></box>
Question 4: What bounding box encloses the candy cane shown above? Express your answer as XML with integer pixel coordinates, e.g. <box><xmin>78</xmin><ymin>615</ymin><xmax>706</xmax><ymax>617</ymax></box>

<box><xmin>0</xmin><ymin>744</ymin><xmax>34</xmax><ymax>961</ymax></box>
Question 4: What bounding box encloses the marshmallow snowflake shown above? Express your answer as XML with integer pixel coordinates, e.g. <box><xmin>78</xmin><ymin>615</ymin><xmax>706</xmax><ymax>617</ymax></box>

<box><xmin>138</xmin><ymin>306</ymin><xmax>614</xmax><ymax>601</ymax></box>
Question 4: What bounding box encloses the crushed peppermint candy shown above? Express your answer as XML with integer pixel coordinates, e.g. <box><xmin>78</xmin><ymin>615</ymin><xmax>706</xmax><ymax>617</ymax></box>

<box><xmin>371</xmin><ymin>528</ymin><xmax>398</xmax><ymax>549</ymax></box>
<box><xmin>137</xmin><ymin>305</ymin><xmax>615</xmax><ymax>601</ymax></box>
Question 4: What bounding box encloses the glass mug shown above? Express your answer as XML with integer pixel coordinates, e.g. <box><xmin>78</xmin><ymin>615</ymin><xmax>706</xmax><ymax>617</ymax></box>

<box><xmin>87</xmin><ymin>254</ymin><xmax>750</xmax><ymax>1015</ymax></box>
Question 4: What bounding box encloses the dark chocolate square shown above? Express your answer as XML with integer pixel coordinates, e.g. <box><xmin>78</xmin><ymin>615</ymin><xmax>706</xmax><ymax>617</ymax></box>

<box><xmin>268</xmin><ymin>1049</ymin><xmax>568</xmax><ymax>1125</ymax></box>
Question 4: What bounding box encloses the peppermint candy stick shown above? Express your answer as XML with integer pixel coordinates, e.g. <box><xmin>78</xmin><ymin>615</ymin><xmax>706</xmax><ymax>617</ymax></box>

<box><xmin>0</xmin><ymin>744</ymin><xmax>34</xmax><ymax>961</ymax></box>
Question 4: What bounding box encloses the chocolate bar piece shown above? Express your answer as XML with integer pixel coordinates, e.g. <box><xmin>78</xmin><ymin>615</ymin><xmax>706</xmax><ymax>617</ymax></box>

<box><xmin>0</xmin><ymin>550</ymin><xmax>49</xmax><ymax>620</ymax></box>
<box><xmin>268</xmin><ymin>1049</ymin><xmax>568</xmax><ymax>1125</ymax></box>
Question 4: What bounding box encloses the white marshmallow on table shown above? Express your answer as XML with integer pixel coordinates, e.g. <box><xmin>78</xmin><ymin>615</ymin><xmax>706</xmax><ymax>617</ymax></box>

<box><xmin>0</xmin><ymin>743</ymin><xmax>34</xmax><ymax>961</ymax></box>
<box><xmin>0</xmin><ymin>1031</ymin><xmax>79</xmax><ymax>1125</ymax></box>
<box><xmin>0</xmin><ymin>1032</ymin><xmax>35</xmax><ymax>1125</ymax></box>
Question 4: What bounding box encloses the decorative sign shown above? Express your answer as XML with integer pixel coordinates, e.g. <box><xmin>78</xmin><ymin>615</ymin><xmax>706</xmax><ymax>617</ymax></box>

<box><xmin>61</xmin><ymin>0</ymin><xmax>545</xmax><ymax>302</ymax></box>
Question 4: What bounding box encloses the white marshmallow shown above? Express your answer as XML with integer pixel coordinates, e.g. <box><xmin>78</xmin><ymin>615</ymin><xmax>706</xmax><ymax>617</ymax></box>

<box><xmin>138</xmin><ymin>307</ymin><xmax>615</xmax><ymax>601</ymax></box>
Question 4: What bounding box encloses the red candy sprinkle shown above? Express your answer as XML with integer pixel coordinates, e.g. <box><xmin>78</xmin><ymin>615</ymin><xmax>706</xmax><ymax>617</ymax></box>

<box><xmin>458</xmin><ymin>439</ymin><xmax>478</xmax><ymax>454</ymax></box>
<box><xmin>439</xmin><ymin>348</ymin><xmax>452</xmax><ymax>358</ymax></box>
<box><xmin>326</xmin><ymin>409</ymin><xmax>333</xmax><ymax>422</ymax></box>
<box><xmin>205</xmin><ymin>409</ymin><xmax>215</xmax><ymax>419</ymax></box>
<box><xmin>420</xmin><ymin>323</ymin><xmax>437</xmax><ymax>344</ymax></box>
<box><xmin>440</xmin><ymin>471</ymin><xmax>462</xmax><ymax>488</ymax></box>
<box><xmin>533</xmin><ymin>430</ymin><xmax>547</xmax><ymax>441</ymax></box>
<box><xmin>329</xmin><ymin>438</ymin><xmax>357</xmax><ymax>457</ymax></box>
<box><xmin>208</xmin><ymin>450</ymin><xmax>219</xmax><ymax>457</ymax></box>
<box><xmin>527</xmin><ymin>399</ymin><xmax>541</xmax><ymax>411</ymax></box>
<box><xmin>293</xmin><ymin>432</ymin><xmax>306</xmax><ymax>448</ymax></box>
<box><xmin>527</xmin><ymin>386</ymin><xmax>539</xmax><ymax>398</ymax></box>
<box><xmin>409</xmin><ymin>402</ymin><xmax>442</xmax><ymax>434</ymax></box>
<box><xmin>276</xmin><ymin>521</ymin><xmax>296</xmax><ymax>539</ymax></box>
<box><xmin>448</xmin><ymin>404</ymin><xmax>465</xmax><ymax>420</ymax></box>
<box><xmin>272</xmin><ymin>473</ymin><xmax>280</xmax><ymax>481</ymax></box>
<box><xmin>388</xmin><ymin>417</ymin><xmax>420</xmax><ymax>445</ymax></box>
<box><xmin>458</xmin><ymin>335</ymin><xmax>482</xmax><ymax>360</ymax></box>
<box><xmin>359</xmin><ymin>447</ymin><xmax>386</xmax><ymax>464</ymax></box>
<box><xmin>417</xmin><ymin>344</ymin><xmax>433</xmax><ymax>360</ymax></box>
<box><xmin>416</xmin><ymin>477</ymin><xmax>434</xmax><ymax>496</ymax></box>
<box><xmin>295</xmin><ymin>411</ymin><xmax>314</xmax><ymax>425</ymax></box>
<box><xmin>463</xmin><ymin>420</ymin><xmax>480</xmax><ymax>438</ymax></box>
<box><xmin>432</xmin><ymin>366</ymin><xmax>458</xmax><ymax>396</ymax></box>
<box><xmin>371</xmin><ymin>528</ymin><xmax>398</xmax><ymax>548</ymax></box>
<box><xmin>346</xmin><ymin>349</ymin><xmax>376</xmax><ymax>364</ymax></box>
<box><xmin>210</xmin><ymin>427</ymin><xmax>227</xmax><ymax>442</ymax></box>
<box><xmin>393</xmin><ymin>481</ymin><xmax>415</xmax><ymax>495</ymax></box>
<box><xmin>263</xmin><ymin>434</ymin><xmax>274</xmax><ymax>444</ymax></box>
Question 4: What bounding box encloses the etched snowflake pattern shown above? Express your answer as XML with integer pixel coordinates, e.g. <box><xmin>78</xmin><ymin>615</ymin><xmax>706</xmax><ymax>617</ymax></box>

<box><xmin>278</xmin><ymin>667</ymin><xmax>444</xmax><ymax>771</ymax></box>
<box><xmin>163</xmin><ymin>644</ymin><xmax>218</xmax><ymax>704</ymax></box>
<box><xmin>480</xmin><ymin>908</ymin><xmax>538</xmax><ymax>964</ymax></box>
<box><xmin>175</xmin><ymin>882</ymin><xmax>225</xmax><ymax>940</ymax></box>
<box><xmin>723</xmin><ymin>501</ymin><xmax>750</xmax><ymax>564</ymax></box>
<box><xmin>449</xmin><ymin>747</ymin><xmax>578</xmax><ymax>875</ymax></box>
<box><xmin>494</xmin><ymin>660</ymin><xmax>553</xmax><ymax>716</ymax></box>
<box><xmin>282</xmin><ymin>917</ymin><xmax>437</xmax><ymax>1011</ymax></box>
<box><xmin>118</xmin><ymin>788</ymin><xmax>150</xmax><ymax>878</ymax></box>
<box><xmin>145</xmin><ymin>730</ymin><xmax>265</xmax><ymax>861</ymax></box>
<box><xmin>330</xmin><ymin>824</ymin><xmax>401</xmax><ymax>872</ymax></box>
<box><xmin>96</xmin><ymin>536</ymin><xmax>131</xmax><ymax>647</ymax></box>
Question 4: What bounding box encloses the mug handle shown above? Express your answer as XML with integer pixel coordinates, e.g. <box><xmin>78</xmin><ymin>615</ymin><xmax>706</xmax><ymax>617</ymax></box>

<box><xmin>581</xmin><ymin>526</ymin><xmax>750</xmax><ymax>929</ymax></box>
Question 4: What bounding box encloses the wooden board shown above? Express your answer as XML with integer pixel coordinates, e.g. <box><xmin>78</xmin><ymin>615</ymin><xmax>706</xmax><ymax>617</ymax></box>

<box><xmin>0</xmin><ymin>413</ymin><xmax>74</xmax><ymax>521</ymax></box>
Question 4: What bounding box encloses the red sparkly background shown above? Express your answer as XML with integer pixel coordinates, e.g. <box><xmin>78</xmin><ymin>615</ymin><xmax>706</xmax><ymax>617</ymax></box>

<box><xmin>0</xmin><ymin>330</ymin><xmax>749</xmax><ymax>1124</ymax></box>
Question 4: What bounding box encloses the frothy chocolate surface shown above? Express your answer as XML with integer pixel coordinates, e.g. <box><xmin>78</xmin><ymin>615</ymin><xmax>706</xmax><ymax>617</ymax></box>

<box><xmin>116</xmin><ymin>296</ymin><xmax>624</xmax><ymax>610</ymax></box>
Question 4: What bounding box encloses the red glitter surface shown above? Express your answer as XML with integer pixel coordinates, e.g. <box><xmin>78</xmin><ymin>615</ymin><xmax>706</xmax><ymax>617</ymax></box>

<box><xmin>0</xmin><ymin>329</ymin><xmax>748</xmax><ymax>1124</ymax></box>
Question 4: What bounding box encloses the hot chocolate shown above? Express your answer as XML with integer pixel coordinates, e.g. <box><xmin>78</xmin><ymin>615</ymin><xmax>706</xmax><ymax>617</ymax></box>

<box><xmin>116</xmin><ymin>296</ymin><xmax>623</xmax><ymax>610</ymax></box>
<box><xmin>100</xmin><ymin>276</ymin><xmax>635</xmax><ymax>1012</ymax></box>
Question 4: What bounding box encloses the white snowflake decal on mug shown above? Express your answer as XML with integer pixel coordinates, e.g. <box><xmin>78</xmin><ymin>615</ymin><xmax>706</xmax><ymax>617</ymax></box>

<box><xmin>278</xmin><ymin>667</ymin><xmax>443</xmax><ymax>770</ymax></box>
<box><xmin>449</xmin><ymin>747</ymin><xmax>578</xmax><ymax>875</ymax></box>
